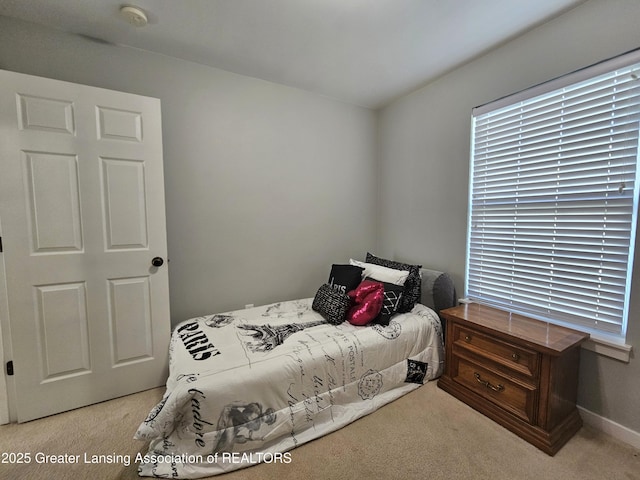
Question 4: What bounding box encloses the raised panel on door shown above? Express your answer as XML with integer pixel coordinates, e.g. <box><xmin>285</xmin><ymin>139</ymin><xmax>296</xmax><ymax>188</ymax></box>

<box><xmin>23</xmin><ymin>151</ymin><xmax>83</xmax><ymax>253</ymax></box>
<box><xmin>96</xmin><ymin>106</ymin><xmax>142</xmax><ymax>142</ymax></box>
<box><xmin>101</xmin><ymin>157</ymin><xmax>148</xmax><ymax>250</ymax></box>
<box><xmin>17</xmin><ymin>94</ymin><xmax>75</xmax><ymax>135</ymax></box>
<box><xmin>34</xmin><ymin>282</ymin><xmax>91</xmax><ymax>380</ymax></box>
<box><xmin>0</xmin><ymin>69</ymin><xmax>170</xmax><ymax>422</ymax></box>
<box><xmin>108</xmin><ymin>276</ymin><xmax>153</xmax><ymax>365</ymax></box>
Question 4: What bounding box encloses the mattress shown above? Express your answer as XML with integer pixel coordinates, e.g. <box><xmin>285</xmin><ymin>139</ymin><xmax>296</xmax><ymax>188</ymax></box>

<box><xmin>135</xmin><ymin>298</ymin><xmax>444</xmax><ymax>478</ymax></box>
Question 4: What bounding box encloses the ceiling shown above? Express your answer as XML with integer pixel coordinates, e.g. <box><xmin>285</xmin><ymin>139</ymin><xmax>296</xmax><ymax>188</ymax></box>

<box><xmin>0</xmin><ymin>0</ymin><xmax>586</xmax><ymax>108</ymax></box>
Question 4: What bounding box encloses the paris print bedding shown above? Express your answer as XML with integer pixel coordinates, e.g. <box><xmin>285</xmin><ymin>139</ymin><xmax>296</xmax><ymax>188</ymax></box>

<box><xmin>135</xmin><ymin>298</ymin><xmax>444</xmax><ymax>478</ymax></box>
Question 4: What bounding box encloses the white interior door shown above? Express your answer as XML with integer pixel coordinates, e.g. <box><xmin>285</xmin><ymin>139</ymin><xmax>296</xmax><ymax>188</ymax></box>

<box><xmin>0</xmin><ymin>69</ymin><xmax>171</xmax><ymax>422</ymax></box>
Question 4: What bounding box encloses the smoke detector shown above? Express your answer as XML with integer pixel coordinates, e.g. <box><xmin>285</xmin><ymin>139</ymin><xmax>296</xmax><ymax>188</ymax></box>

<box><xmin>120</xmin><ymin>6</ymin><xmax>148</xmax><ymax>27</ymax></box>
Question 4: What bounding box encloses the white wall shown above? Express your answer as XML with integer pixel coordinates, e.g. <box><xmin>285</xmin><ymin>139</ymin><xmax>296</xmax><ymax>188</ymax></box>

<box><xmin>0</xmin><ymin>16</ymin><xmax>378</xmax><ymax>323</ymax></box>
<box><xmin>377</xmin><ymin>0</ymin><xmax>640</xmax><ymax>434</ymax></box>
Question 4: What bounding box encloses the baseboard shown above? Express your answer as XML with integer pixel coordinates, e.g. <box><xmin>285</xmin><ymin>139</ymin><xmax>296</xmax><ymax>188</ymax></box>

<box><xmin>578</xmin><ymin>406</ymin><xmax>640</xmax><ymax>450</ymax></box>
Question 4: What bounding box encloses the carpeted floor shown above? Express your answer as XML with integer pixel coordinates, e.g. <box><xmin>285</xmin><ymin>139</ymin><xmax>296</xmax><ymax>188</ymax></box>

<box><xmin>0</xmin><ymin>381</ymin><xmax>638</xmax><ymax>480</ymax></box>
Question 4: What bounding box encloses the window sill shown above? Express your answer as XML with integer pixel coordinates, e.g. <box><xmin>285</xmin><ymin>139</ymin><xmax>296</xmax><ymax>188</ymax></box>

<box><xmin>582</xmin><ymin>336</ymin><xmax>632</xmax><ymax>363</ymax></box>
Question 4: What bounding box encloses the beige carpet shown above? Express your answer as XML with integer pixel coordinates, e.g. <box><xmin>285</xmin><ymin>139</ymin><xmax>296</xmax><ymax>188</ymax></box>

<box><xmin>0</xmin><ymin>382</ymin><xmax>638</xmax><ymax>480</ymax></box>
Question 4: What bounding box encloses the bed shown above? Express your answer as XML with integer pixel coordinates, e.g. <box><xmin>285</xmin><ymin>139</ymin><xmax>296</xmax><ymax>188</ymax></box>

<box><xmin>135</xmin><ymin>256</ymin><xmax>456</xmax><ymax>479</ymax></box>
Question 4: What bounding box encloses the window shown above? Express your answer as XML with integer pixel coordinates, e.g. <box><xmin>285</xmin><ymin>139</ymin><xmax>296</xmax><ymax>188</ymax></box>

<box><xmin>467</xmin><ymin>49</ymin><xmax>640</xmax><ymax>344</ymax></box>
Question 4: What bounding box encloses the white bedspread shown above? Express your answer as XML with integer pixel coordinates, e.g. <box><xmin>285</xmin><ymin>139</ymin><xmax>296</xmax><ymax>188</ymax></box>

<box><xmin>135</xmin><ymin>298</ymin><xmax>443</xmax><ymax>478</ymax></box>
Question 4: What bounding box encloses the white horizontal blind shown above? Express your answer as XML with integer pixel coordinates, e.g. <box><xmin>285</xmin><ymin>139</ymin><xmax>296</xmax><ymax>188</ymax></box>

<box><xmin>467</xmin><ymin>54</ymin><xmax>640</xmax><ymax>340</ymax></box>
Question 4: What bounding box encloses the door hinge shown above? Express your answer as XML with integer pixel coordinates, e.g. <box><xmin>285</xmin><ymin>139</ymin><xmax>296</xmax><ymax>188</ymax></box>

<box><xmin>0</xmin><ymin>236</ymin><xmax>3</xmax><ymax>253</ymax></box>
<box><xmin>6</xmin><ymin>361</ymin><xmax>13</xmax><ymax>376</ymax></box>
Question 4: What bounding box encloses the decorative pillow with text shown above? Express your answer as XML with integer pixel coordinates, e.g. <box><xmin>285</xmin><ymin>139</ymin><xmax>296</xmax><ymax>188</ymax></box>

<box><xmin>312</xmin><ymin>283</ymin><xmax>351</xmax><ymax>325</ymax></box>
<box><xmin>328</xmin><ymin>264</ymin><xmax>364</xmax><ymax>294</ymax></box>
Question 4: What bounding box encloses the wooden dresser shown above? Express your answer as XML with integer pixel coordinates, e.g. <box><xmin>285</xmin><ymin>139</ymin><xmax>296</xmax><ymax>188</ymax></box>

<box><xmin>437</xmin><ymin>303</ymin><xmax>589</xmax><ymax>455</ymax></box>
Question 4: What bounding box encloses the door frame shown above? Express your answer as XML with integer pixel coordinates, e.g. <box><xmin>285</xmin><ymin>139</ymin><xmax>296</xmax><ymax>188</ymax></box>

<box><xmin>0</xmin><ymin>217</ymin><xmax>14</xmax><ymax>424</ymax></box>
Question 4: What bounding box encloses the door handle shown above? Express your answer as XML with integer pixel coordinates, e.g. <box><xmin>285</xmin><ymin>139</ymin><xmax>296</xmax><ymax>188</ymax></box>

<box><xmin>151</xmin><ymin>257</ymin><xmax>164</xmax><ymax>267</ymax></box>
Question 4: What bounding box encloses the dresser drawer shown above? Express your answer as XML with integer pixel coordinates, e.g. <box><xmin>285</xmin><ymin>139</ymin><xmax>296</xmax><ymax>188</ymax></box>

<box><xmin>452</xmin><ymin>324</ymin><xmax>540</xmax><ymax>379</ymax></box>
<box><xmin>452</xmin><ymin>356</ymin><xmax>537</xmax><ymax>424</ymax></box>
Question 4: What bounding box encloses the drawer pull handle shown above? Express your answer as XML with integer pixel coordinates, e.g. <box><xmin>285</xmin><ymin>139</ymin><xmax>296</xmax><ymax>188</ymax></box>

<box><xmin>474</xmin><ymin>372</ymin><xmax>505</xmax><ymax>392</ymax></box>
<box><xmin>465</xmin><ymin>335</ymin><xmax>472</xmax><ymax>342</ymax></box>
<box><xmin>512</xmin><ymin>352</ymin><xmax>520</xmax><ymax>361</ymax></box>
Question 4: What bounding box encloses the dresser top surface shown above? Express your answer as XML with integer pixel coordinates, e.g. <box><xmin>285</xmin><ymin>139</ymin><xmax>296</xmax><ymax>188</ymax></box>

<box><xmin>441</xmin><ymin>303</ymin><xmax>590</xmax><ymax>354</ymax></box>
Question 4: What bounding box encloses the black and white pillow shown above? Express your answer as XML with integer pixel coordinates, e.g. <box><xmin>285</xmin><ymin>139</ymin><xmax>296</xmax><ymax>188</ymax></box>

<box><xmin>312</xmin><ymin>283</ymin><xmax>351</xmax><ymax>325</ymax></box>
<box><xmin>328</xmin><ymin>264</ymin><xmax>364</xmax><ymax>294</ymax></box>
<box><xmin>367</xmin><ymin>279</ymin><xmax>404</xmax><ymax>326</ymax></box>
<box><xmin>366</xmin><ymin>252</ymin><xmax>422</xmax><ymax>313</ymax></box>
